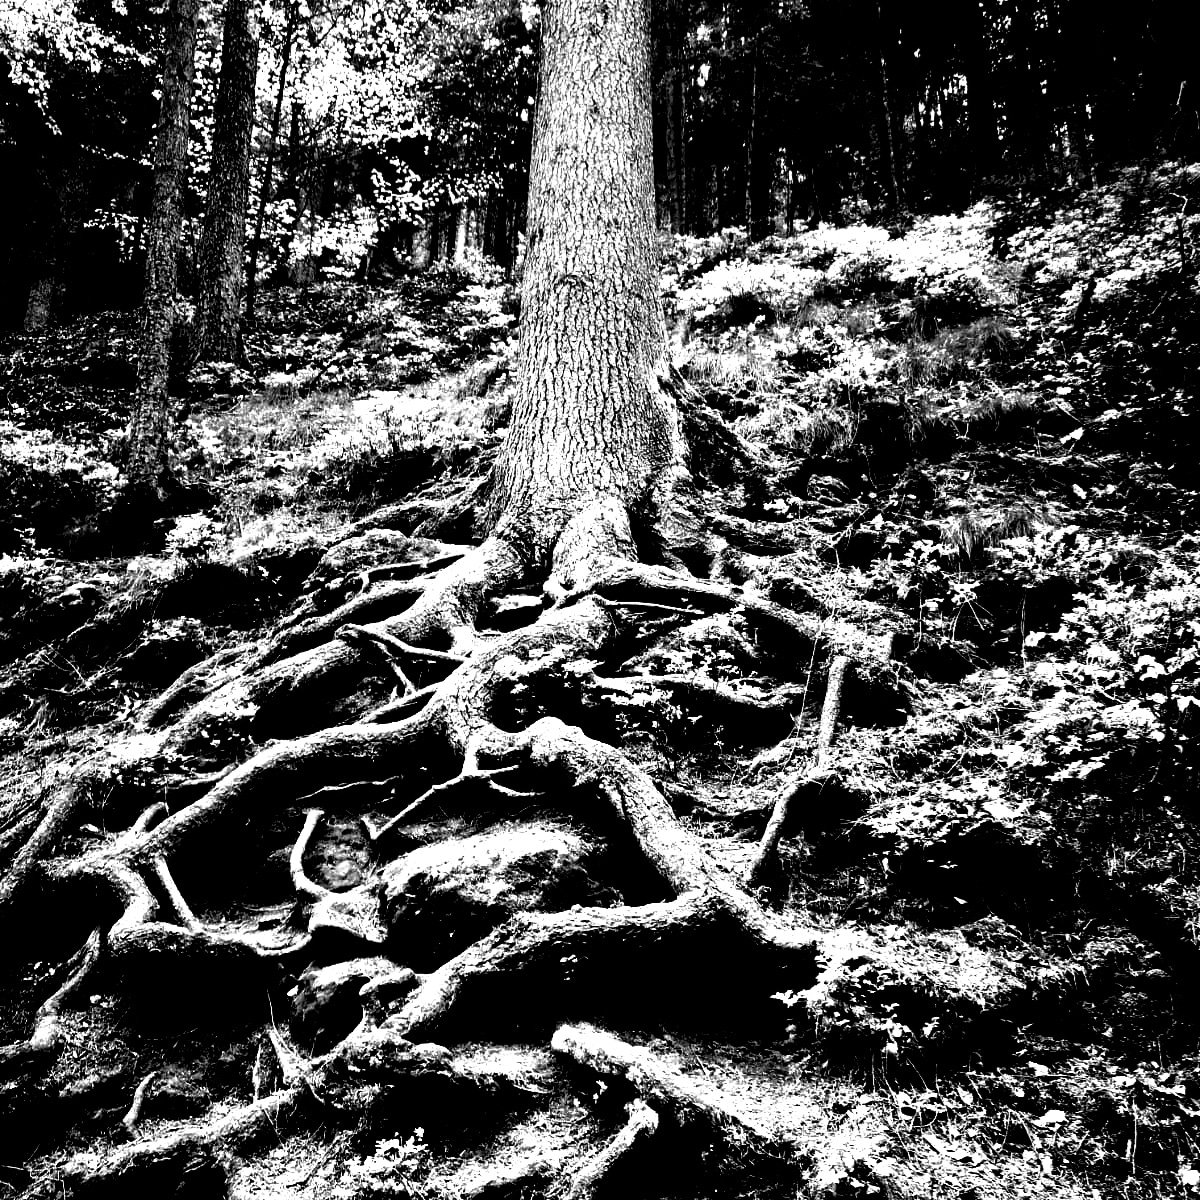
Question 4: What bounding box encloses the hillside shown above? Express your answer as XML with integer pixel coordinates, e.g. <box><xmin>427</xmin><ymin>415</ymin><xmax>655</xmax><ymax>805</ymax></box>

<box><xmin>2</xmin><ymin>162</ymin><xmax>1200</xmax><ymax>1199</ymax></box>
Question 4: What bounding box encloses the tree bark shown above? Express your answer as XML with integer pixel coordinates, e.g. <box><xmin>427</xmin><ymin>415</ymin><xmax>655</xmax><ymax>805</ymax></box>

<box><xmin>195</xmin><ymin>0</ymin><xmax>260</xmax><ymax>363</ymax></box>
<box><xmin>485</xmin><ymin>0</ymin><xmax>678</xmax><ymax>573</ymax></box>
<box><xmin>123</xmin><ymin>0</ymin><xmax>201</xmax><ymax>502</ymax></box>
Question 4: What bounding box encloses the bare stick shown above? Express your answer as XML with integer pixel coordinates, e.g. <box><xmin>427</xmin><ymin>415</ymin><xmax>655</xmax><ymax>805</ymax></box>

<box><xmin>368</xmin><ymin>764</ymin><xmax>529</xmax><ymax>844</ymax></box>
<box><xmin>339</xmin><ymin>624</ymin><xmax>414</xmax><ymax>693</ymax></box>
<box><xmin>121</xmin><ymin>1071</ymin><xmax>158</xmax><ymax>1136</ymax></box>
<box><xmin>290</xmin><ymin>809</ymin><xmax>331</xmax><ymax>901</ymax></box>
<box><xmin>356</xmin><ymin>552</ymin><xmax>467</xmax><ymax>589</ymax></box>
<box><xmin>341</xmin><ymin>623</ymin><xmax>467</xmax><ymax>665</ymax></box>
<box><xmin>152</xmin><ymin>856</ymin><xmax>202</xmax><ymax>931</ymax></box>
<box><xmin>365</xmin><ymin>682</ymin><xmax>440</xmax><ymax>723</ymax></box>
<box><xmin>565</xmin><ymin>1100</ymin><xmax>659</xmax><ymax>1200</ymax></box>
<box><xmin>552</xmin><ymin>1023</ymin><xmax>779</xmax><ymax>1154</ymax></box>
<box><xmin>744</xmin><ymin>655</ymin><xmax>850</xmax><ymax>888</ymax></box>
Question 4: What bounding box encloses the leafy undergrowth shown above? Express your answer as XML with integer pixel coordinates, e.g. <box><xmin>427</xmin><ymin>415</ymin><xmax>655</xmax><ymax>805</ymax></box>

<box><xmin>3</xmin><ymin>163</ymin><xmax>1200</xmax><ymax>1198</ymax></box>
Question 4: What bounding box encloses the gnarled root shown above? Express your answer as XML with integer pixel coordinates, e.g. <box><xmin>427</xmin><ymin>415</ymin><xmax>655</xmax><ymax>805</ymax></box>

<box><xmin>744</xmin><ymin>654</ymin><xmax>852</xmax><ymax>890</ymax></box>
<box><xmin>0</xmin><ymin>927</ymin><xmax>102</xmax><ymax>1077</ymax></box>
<box><xmin>562</xmin><ymin>1099</ymin><xmax>659</xmax><ymax>1200</ymax></box>
<box><xmin>552</xmin><ymin>1023</ymin><xmax>781</xmax><ymax>1157</ymax></box>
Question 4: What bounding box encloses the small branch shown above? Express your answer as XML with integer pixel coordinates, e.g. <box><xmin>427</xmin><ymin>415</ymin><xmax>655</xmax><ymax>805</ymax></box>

<box><xmin>290</xmin><ymin>809</ymin><xmax>332</xmax><ymax>901</ymax></box>
<box><xmin>152</xmin><ymin>856</ymin><xmax>202</xmax><ymax>931</ymax></box>
<box><xmin>365</xmin><ymin>682</ymin><xmax>440</xmax><ymax>723</ymax></box>
<box><xmin>744</xmin><ymin>655</ymin><xmax>850</xmax><ymax>889</ymax></box>
<box><xmin>339</xmin><ymin>624</ymin><xmax>415</xmax><ymax>693</ymax></box>
<box><xmin>368</xmin><ymin>763</ymin><xmax>531</xmax><ymax>845</ymax></box>
<box><xmin>341</xmin><ymin>623</ymin><xmax>468</xmax><ymax>665</ymax></box>
<box><xmin>595</xmin><ymin>598</ymin><xmax>704</xmax><ymax>620</ymax></box>
<box><xmin>121</xmin><ymin>1071</ymin><xmax>158</xmax><ymax>1136</ymax></box>
<box><xmin>356</xmin><ymin>552</ymin><xmax>467</xmax><ymax>590</ymax></box>
<box><xmin>267</xmin><ymin>1026</ymin><xmax>310</xmax><ymax>1086</ymax></box>
<box><xmin>564</xmin><ymin>1099</ymin><xmax>659</xmax><ymax>1200</ymax></box>
<box><xmin>552</xmin><ymin>1023</ymin><xmax>780</xmax><ymax>1155</ymax></box>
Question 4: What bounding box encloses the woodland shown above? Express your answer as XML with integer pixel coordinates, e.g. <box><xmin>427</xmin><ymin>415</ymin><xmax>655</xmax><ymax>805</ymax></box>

<box><xmin>1</xmin><ymin>0</ymin><xmax>1200</xmax><ymax>1198</ymax></box>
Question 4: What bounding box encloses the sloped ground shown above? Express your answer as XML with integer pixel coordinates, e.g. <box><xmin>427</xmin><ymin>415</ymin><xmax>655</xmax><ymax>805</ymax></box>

<box><xmin>1</xmin><ymin>163</ymin><xmax>1200</xmax><ymax>1198</ymax></box>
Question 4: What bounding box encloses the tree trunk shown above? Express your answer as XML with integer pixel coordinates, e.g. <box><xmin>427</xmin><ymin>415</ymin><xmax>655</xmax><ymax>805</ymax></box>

<box><xmin>195</xmin><ymin>0</ymin><xmax>260</xmax><ymax>363</ymax></box>
<box><xmin>962</xmin><ymin>0</ymin><xmax>1000</xmax><ymax>193</ymax></box>
<box><xmin>485</xmin><ymin>0</ymin><xmax>677</xmax><ymax>575</ymax></box>
<box><xmin>874</xmin><ymin>0</ymin><xmax>901</xmax><ymax>211</ymax></box>
<box><xmin>245</xmin><ymin>0</ymin><xmax>297</xmax><ymax>324</ymax></box>
<box><xmin>453</xmin><ymin>203</ymin><xmax>469</xmax><ymax>262</ymax></box>
<box><xmin>124</xmin><ymin>0</ymin><xmax>201</xmax><ymax>502</ymax></box>
<box><xmin>411</xmin><ymin>221</ymin><xmax>432</xmax><ymax>270</ymax></box>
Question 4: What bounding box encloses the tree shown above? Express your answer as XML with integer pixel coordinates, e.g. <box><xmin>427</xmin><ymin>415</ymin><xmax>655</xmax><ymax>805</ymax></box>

<box><xmin>123</xmin><ymin>0</ymin><xmax>201</xmax><ymax>502</ymax></box>
<box><xmin>485</xmin><ymin>0</ymin><xmax>678</xmax><ymax>580</ymax></box>
<box><xmin>194</xmin><ymin>0</ymin><xmax>260</xmax><ymax>362</ymax></box>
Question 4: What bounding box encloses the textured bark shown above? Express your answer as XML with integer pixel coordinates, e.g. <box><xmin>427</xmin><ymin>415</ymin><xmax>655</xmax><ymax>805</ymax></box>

<box><xmin>124</xmin><ymin>0</ymin><xmax>200</xmax><ymax>499</ymax></box>
<box><xmin>195</xmin><ymin>0</ymin><xmax>260</xmax><ymax>362</ymax></box>
<box><xmin>486</xmin><ymin>0</ymin><xmax>678</xmax><ymax>567</ymax></box>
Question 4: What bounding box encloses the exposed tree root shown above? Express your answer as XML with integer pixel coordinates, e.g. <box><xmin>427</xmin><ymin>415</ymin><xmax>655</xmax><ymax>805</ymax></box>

<box><xmin>119</xmin><ymin>1071</ymin><xmax>158</xmax><ymax>1137</ymax></box>
<box><xmin>562</xmin><ymin>1099</ymin><xmax>659</xmax><ymax>1200</ymax></box>
<box><xmin>1</xmin><ymin>498</ymin><xmax>907</xmax><ymax>1193</ymax></box>
<box><xmin>0</xmin><ymin>926</ymin><xmax>102</xmax><ymax>1076</ymax></box>
<box><xmin>290</xmin><ymin>808</ymin><xmax>332</xmax><ymax>900</ymax></box>
<box><xmin>552</xmin><ymin>1023</ymin><xmax>783</xmax><ymax>1158</ymax></box>
<box><xmin>745</xmin><ymin>654</ymin><xmax>851</xmax><ymax>889</ymax></box>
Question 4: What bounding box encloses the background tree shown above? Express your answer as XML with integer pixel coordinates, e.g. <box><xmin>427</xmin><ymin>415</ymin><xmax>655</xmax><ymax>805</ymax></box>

<box><xmin>123</xmin><ymin>0</ymin><xmax>201</xmax><ymax>503</ymax></box>
<box><xmin>194</xmin><ymin>0</ymin><xmax>260</xmax><ymax>362</ymax></box>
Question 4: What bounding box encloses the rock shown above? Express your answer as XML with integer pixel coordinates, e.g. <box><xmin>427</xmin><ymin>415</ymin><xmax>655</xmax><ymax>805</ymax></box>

<box><xmin>290</xmin><ymin>956</ymin><xmax>407</xmax><ymax>1050</ymax></box>
<box><xmin>381</xmin><ymin>820</ymin><xmax>613</xmax><ymax>969</ymax></box>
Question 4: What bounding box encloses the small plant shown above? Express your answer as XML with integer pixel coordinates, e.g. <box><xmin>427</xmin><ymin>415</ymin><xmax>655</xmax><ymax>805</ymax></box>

<box><xmin>334</xmin><ymin>1131</ymin><xmax>429</xmax><ymax>1200</ymax></box>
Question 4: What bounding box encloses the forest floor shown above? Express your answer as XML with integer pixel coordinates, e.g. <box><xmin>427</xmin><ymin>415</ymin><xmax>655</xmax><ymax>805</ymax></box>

<box><xmin>2</xmin><ymin>160</ymin><xmax>1200</xmax><ymax>1200</ymax></box>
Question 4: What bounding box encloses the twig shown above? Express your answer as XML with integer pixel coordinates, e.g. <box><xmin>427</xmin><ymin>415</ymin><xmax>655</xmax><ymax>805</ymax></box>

<box><xmin>290</xmin><ymin>809</ymin><xmax>331</xmax><ymax>901</ymax></box>
<box><xmin>565</xmin><ymin>1099</ymin><xmax>659</xmax><ymax>1200</ymax></box>
<box><xmin>744</xmin><ymin>655</ymin><xmax>851</xmax><ymax>888</ymax></box>
<box><xmin>152</xmin><ymin>856</ymin><xmax>202</xmax><ymax>931</ymax></box>
<box><xmin>356</xmin><ymin>552</ymin><xmax>467</xmax><ymax>590</ymax></box>
<box><xmin>121</xmin><ymin>1071</ymin><xmax>158</xmax><ymax>1135</ymax></box>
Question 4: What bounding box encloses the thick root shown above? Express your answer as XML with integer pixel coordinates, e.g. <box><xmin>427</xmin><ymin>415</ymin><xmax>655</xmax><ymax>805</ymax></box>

<box><xmin>562</xmin><ymin>1099</ymin><xmax>659</xmax><ymax>1200</ymax></box>
<box><xmin>552</xmin><ymin>1023</ymin><xmax>782</xmax><ymax>1157</ymax></box>
<box><xmin>745</xmin><ymin>654</ymin><xmax>851</xmax><ymax>889</ymax></box>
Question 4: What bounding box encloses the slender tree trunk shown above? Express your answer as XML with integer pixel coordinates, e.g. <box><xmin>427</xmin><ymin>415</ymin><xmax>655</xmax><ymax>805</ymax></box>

<box><xmin>195</xmin><ymin>0</ymin><xmax>260</xmax><ymax>362</ymax></box>
<box><xmin>743</xmin><ymin>28</ymin><xmax>759</xmax><ymax>232</ymax></box>
<box><xmin>486</xmin><ymin>0</ymin><xmax>676</xmax><ymax>573</ymax></box>
<box><xmin>874</xmin><ymin>0</ymin><xmax>901</xmax><ymax>211</ymax></box>
<box><xmin>962</xmin><ymin>0</ymin><xmax>999</xmax><ymax>193</ymax></box>
<box><xmin>245</xmin><ymin>0</ymin><xmax>296</xmax><ymax>324</ymax></box>
<box><xmin>124</xmin><ymin>0</ymin><xmax>201</xmax><ymax>501</ymax></box>
<box><xmin>453</xmin><ymin>203</ymin><xmax>469</xmax><ymax>261</ymax></box>
<box><xmin>411</xmin><ymin>222</ymin><xmax>432</xmax><ymax>270</ymax></box>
